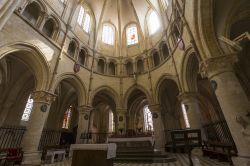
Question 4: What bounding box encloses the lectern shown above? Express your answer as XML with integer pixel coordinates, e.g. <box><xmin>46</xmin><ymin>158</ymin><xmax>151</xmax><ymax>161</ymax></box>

<box><xmin>70</xmin><ymin>144</ymin><xmax>117</xmax><ymax>166</ymax></box>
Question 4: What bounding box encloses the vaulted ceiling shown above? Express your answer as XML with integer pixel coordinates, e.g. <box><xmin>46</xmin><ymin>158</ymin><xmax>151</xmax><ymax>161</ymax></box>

<box><xmin>84</xmin><ymin>0</ymin><xmax>162</xmax><ymax>37</ymax></box>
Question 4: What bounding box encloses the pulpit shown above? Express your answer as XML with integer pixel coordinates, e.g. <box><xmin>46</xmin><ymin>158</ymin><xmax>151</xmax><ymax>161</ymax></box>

<box><xmin>70</xmin><ymin>144</ymin><xmax>117</xmax><ymax>166</ymax></box>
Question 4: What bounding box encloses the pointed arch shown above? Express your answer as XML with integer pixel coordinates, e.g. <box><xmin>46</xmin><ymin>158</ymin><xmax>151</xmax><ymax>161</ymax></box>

<box><xmin>0</xmin><ymin>42</ymin><xmax>51</xmax><ymax>90</ymax></box>
<box><xmin>51</xmin><ymin>73</ymin><xmax>87</xmax><ymax>106</ymax></box>
<box><xmin>123</xmin><ymin>85</ymin><xmax>153</xmax><ymax>108</ymax></box>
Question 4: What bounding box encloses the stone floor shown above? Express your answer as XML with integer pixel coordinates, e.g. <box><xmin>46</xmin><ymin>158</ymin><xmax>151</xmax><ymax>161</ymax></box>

<box><xmin>41</xmin><ymin>153</ymin><xmax>229</xmax><ymax>166</ymax></box>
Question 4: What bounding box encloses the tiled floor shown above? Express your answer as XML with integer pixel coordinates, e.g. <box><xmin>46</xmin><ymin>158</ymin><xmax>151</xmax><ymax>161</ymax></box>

<box><xmin>42</xmin><ymin>153</ymin><xmax>229</xmax><ymax>166</ymax></box>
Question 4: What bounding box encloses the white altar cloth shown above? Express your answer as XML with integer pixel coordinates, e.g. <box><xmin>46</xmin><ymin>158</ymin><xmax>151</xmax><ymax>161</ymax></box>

<box><xmin>107</xmin><ymin>136</ymin><xmax>154</xmax><ymax>145</ymax></box>
<box><xmin>70</xmin><ymin>144</ymin><xmax>117</xmax><ymax>159</ymax></box>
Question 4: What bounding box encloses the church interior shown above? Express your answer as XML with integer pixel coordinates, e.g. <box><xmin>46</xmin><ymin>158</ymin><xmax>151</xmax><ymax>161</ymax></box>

<box><xmin>0</xmin><ymin>0</ymin><xmax>250</xmax><ymax>165</ymax></box>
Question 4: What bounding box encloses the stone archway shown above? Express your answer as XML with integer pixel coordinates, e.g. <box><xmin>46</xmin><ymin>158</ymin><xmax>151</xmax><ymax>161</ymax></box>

<box><xmin>90</xmin><ymin>88</ymin><xmax>117</xmax><ymax>143</ymax></box>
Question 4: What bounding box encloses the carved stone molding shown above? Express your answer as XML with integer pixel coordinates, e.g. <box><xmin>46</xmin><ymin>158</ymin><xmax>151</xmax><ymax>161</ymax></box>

<box><xmin>178</xmin><ymin>92</ymin><xmax>200</xmax><ymax>103</ymax></box>
<box><xmin>148</xmin><ymin>104</ymin><xmax>161</xmax><ymax>113</ymax></box>
<box><xmin>199</xmin><ymin>54</ymin><xmax>238</xmax><ymax>79</ymax></box>
<box><xmin>31</xmin><ymin>91</ymin><xmax>56</xmax><ymax>104</ymax></box>
<box><xmin>78</xmin><ymin>105</ymin><xmax>93</xmax><ymax>115</ymax></box>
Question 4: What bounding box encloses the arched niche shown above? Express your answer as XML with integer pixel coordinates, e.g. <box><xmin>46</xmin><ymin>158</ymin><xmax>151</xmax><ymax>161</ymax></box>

<box><xmin>67</xmin><ymin>40</ymin><xmax>78</xmax><ymax>58</ymax></box>
<box><xmin>22</xmin><ymin>1</ymin><xmax>42</xmax><ymax>25</ymax></box>
<box><xmin>152</xmin><ymin>51</ymin><xmax>160</xmax><ymax>67</ymax></box>
<box><xmin>97</xmin><ymin>59</ymin><xmax>105</xmax><ymax>74</ymax></box>
<box><xmin>137</xmin><ymin>59</ymin><xmax>144</xmax><ymax>73</ymax></box>
<box><xmin>108</xmin><ymin>62</ymin><xmax>116</xmax><ymax>75</ymax></box>
<box><xmin>42</xmin><ymin>18</ymin><xmax>57</xmax><ymax>39</ymax></box>
<box><xmin>126</xmin><ymin>61</ymin><xmax>133</xmax><ymax>75</ymax></box>
<box><xmin>78</xmin><ymin>49</ymin><xmax>87</xmax><ymax>66</ymax></box>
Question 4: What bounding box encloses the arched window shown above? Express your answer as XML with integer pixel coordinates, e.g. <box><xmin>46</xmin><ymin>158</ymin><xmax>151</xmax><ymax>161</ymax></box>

<box><xmin>144</xmin><ymin>106</ymin><xmax>154</xmax><ymax>131</ymax></box>
<box><xmin>148</xmin><ymin>11</ymin><xmax>160</xmax><ymax>35</ymax></box>
<box><xmin>97</xmin><ymin>59</ymin><xmax>105</xmax><ymax>74</ymax></box>
<box><xmin>77</xmin><ymin>6</ymin><xmax>91</xmax><ymax>33</ymax></box>
<box><xmin>102</xmin><ymin>25</ymin><xmax>115</xmax><ymax>45</ymax></box>
<box><xmin>137</xmin><ymin>59</ymin><xmax>144</xmax><ymax>73</ymax></box>
<box><xmin>126</xmin><ymin>25</ymin><xmax>139</xmax><ymax>45</ymax></box>
<box><xmin>67</xmin><ymin>40</ymin><xmax>77</xmax><ymax>57</ymax></box>
<box><xmin>22</xmin><ymin>2</ymin><xmax>41</xmax><ymax>25</ymax></box>
<box><xmin>126</xmin><ymin>62</ymin><xmax>133</xmax><ymax>75</ymax></box>
<box><xmin>21</xmin><ymin>95</ymin><xmax>34</xmax><ymax>122</ymax></box>
<box><xmin>109</xmin><ymin>111</ymin><xmax>115</xmax><ymax>132</ymax></box>
<box><xmin>108</xmin><ymin>62</ymin><xmax>116</xmax><ymax>75</ymax></box>
<box><xmin>161</xmin><ymin>43</ymin><xmax>169</xmax><ymax>59</ymax></box>
<box><xmin>62</xmin><ymin>106</ymin><xmax>72</xmax><ymax>129</ymax></box>
<box><xmin>161</xmin><ymin>0</ymin><xmax>169</xmax><ymax>10</ymax></box>
<box><xmin>78</xmin><ymin>49</ymin><xmax>86</xmax><ymax>66</ymax></box>
<box><xmin>42</xmin><ymin>18</ymin><xmax>56</xmax><ymax>38</ymax></box>
<box><xmin>153</xmin><ymin>51</ymin><xmax>160</xmax><ymax>66</ymax></box>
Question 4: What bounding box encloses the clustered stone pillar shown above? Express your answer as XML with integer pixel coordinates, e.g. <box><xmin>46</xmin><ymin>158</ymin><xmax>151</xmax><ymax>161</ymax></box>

<box><xmin>201</xmin><ymin>55</ymin><xmax>250</xmax><ymax>166</ymax></box>
<box><xmin>116</xmin><ymin>108</ymin><xmax>127</xmax><ymax>135</ymax></box>
<box><xmin>21</xmin><ymin>91</ymin><xmax>56</xmax><ymax>164</ymax></box>
<box><xmin>76</xmin><ymin>105</ymin><xmax>93</xmax><ymax>143</ymax></box>
<box><xmin>0</xmin><ymin>0</ymin><xmax>20</xmax><ymax>30</ymax></box>
<box><xmin>178</xmin><ymin>92</ymin><xmax>203</xmax><ymax>129</ymax></box>
<box><xmin>149</xmin><ymin>104</ymin><xmax>165</xmax><ymax>151</ymax></box>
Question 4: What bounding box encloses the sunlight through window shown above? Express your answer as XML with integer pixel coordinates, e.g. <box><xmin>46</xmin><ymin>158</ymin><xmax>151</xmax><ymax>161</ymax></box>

<box><xmin>102</xmin><ymin>25</ymin><xmax>114</xmax><ymax>45</ymax></box>
<box><xmin>21</xmin><ymin>95</ymin><xmax>34</xmax><ymax>121</ymax></box>
<box><xmin>148</xmin><ymin>11</ymin><xmax>160</xmax><ymax>35</ymax></box>
<box><xmin>144</xmin><ymin>106</ymin><xmax>154</xmax><ymax>131</ymax></box>
<box><xmin>181</xmin><ymin>104</ymin><xmax>190</xmax><ymax>128</ymax></box>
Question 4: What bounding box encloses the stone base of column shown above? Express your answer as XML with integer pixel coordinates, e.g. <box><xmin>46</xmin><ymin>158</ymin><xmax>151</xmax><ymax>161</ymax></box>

<box><xmin>22</xmin><ymin>151</ymin><xmax>42</xmax><ymax>165</ymax></box>
<box><xmin>232</xmin><ymin>156</ymin><xmax>250</xmax><ymax>166</ymax></box>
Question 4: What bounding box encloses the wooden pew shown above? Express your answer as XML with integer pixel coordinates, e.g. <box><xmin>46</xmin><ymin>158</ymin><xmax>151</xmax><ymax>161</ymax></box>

<box><xmin>169</xmin><ymin>129</ymin><xmax>202</xmax><ymax>166</ymax></box>
<box><xmin>202</xmin><ymin>141</ymin><xmax>237</xmax><ymax>165</ymax></box>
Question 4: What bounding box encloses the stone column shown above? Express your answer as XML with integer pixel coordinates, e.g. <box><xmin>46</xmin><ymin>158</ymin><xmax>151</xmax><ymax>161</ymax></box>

<box><xmin>178</xmin><ymin>92</ymin><xmax>202</xmax><ymax>129</ymax></box>
<box><xmin>201</xmin><ymin>55</ymin><xmax>250</xmax><ymax>166</ymax></box>
<box><xmin>149</xmin><ymin>104</ymin><xmax>165</xmax><ymax>151</ymax></box>
<box><xmin>0</xmin><ymin>0</ymin><xmax>20</xmax><ymax>30</ymax></box>
<box><xmin>116</xmin><ymin>108</ymin><xmax>127</xmax><ymax>135</ymax></box>
<box><xmin>76</xmin><ymin>105</ymin><xmax>93</xmax><ymax>143</ymax></box>
<box><xmin>21</xmin><ymin>91</ymin><xmax>56</xmax><ymax>164</ymax></box>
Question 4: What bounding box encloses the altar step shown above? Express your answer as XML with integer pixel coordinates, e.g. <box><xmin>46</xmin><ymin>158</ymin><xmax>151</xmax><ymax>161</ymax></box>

<box><xmin>115</xmin><ymin>150</ymin><xmax>176</xmax><ymax>163</ymax></box>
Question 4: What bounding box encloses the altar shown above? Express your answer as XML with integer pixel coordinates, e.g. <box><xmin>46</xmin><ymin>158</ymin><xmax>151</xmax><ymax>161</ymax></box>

<box><xmin>70</xmin><ymin>144</ymin><xmax>117</xmax><ymax>166</ymax></box>
<box><xmin>107</xmin><ymin>136</ymin><xmax>154</xmax><ymax>150</ymax></box>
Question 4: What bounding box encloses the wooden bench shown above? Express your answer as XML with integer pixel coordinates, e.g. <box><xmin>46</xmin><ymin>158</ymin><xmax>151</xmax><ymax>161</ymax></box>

<box><xmin>202</xmin><ymin>141</ymin><xmax>237</xmax><ymax>165</ymax></box>
<box><xmin>168</xmin><ymin>129</ymin><xmax>202</xmax><ymax>166</ymax></box>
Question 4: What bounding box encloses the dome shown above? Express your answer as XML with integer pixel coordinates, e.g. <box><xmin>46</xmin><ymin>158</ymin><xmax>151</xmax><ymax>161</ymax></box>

<box><xmin>76</xmin><ymin>0</ymin><xmax>172</xmax><ymax>58</ymax></box>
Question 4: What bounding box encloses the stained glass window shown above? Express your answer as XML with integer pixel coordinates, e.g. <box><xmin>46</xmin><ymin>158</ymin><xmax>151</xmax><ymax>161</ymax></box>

<box><xmin>102</xmin><ymin>25</ymin><xmax>114</xmax><ymax>45</ymax></box>
<box><xmin>21</xmin><ymin>95</ymin><xmax>34</xmax><ymax>121</ymax></box>
<box><xmin>148</xmin><ymin>11</ymin><xmax>160</xmax><ymax>35</ymax></box>
<box><xmin>144</xmin><ymin>106</ymin><xmax>154</xmax><ymax>131</ymax></box>
<box><xmin>77</xmin><ymin>6</ymin><xmax>85</xmax><ymax>26</ymax></box>
<box><xmin>127</xmin><ymin>25</ymin><xmax>139</xmax><ymax>45</ymax></box>
<box><xmin>62</xmin><ymin>106</ymin><xmax>72</xmax><ymax>129</ymax></box>
<box><xmin>83</xmin><ymin>13</ymin><xmax>91</xmax><ymax>33</ymax></box>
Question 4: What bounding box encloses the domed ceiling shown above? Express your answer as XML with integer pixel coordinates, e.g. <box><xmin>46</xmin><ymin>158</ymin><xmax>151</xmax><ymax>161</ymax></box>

<box><xmin>80</xmin><ymin>0</ymin><xmax>168</xmax><ymax>58</ymax></box>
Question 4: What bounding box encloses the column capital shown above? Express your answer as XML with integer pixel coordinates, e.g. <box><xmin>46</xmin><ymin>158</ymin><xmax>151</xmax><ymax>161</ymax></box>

<box><xmin>178</xmin><ymin>92</ymin><xmax>199</xmax><ymax>103</ymax></box>
<box><xmin>77</xmin><ymin>105</ymin><xmax>93</xmax><ymax>114</ymax></box>
<box><xmin>31</xmin><ymin>91</ymin><xmax>56</xmax><ymax>104</ymax></box>
<box><xmin>116</xmin><ymin>108</ymin><xmax>127</xmax><ymax>114</ymax></box>
<box><xmin>148</xmin><ymin>104</ymin><xmax>161</xmax><ymax>113</ymax></box>
<box><xmin>200</xmin><ymin>54</ymin><xmax>238</xmax><ymax>79</ymax></box>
